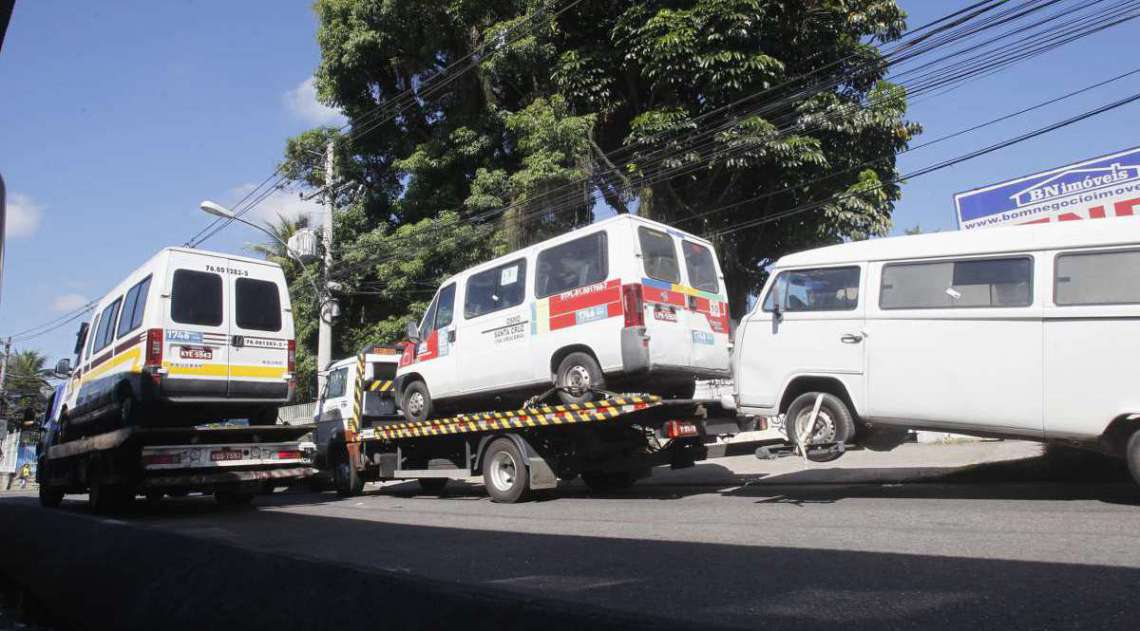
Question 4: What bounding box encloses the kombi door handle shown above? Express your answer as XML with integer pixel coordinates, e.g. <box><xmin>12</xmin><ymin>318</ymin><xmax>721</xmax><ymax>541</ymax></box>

<box><xmin>840</xmin><ymin>334</ymin><xmax>863</xmax><ymax>344</ymax></box>
<box><xmin>447</xmin><ymin>330</ymin><xmax>456</xmax><ymax>343</ymax></box>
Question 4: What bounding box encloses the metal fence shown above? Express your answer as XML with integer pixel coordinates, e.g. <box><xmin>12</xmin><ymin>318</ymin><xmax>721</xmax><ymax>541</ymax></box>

<box><xmin>277</xmin><ymin>402</ymin><xmax>317</xmax><ymax>426</ymax></box>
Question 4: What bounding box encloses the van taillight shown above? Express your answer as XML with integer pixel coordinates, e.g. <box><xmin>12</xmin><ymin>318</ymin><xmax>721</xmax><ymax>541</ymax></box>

<box><xmin>622</xmin><ymin>284</ymin><xmax>644</xmax><ymax>328</ymax></box>
<box><xmin>145</xmin><ymin>328</ymin><xmax>163</xmax><ymax>369</ymax></box>
<box><xmin>287</xmin><ymin>339</ymin><xmax>296</xmax><ymax>373</ymax></box>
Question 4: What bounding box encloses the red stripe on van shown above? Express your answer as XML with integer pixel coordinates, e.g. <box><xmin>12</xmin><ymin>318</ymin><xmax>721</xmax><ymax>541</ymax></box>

<box><xmin>643</xmin><ymin>287</ymin><xmax>687</xmax><ymax>308</ymax></box>
<box><xmin>547</xmin><ymin>279</ymin><xmax>621</xmax><ymax>316</ymax></box>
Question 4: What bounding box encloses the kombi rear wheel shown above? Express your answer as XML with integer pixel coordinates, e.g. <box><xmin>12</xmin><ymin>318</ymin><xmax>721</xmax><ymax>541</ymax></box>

<box><xmin>555</xmin><ymin>352</ymin><xmax>605</xmax><ymax>405</ymax></box>
<box><xmin>1126</xmin><ymin>429</ymin><xmax>1140</xmax><ymax>488</ymax></box>
<box><xmin>401</xmin><ymin>380</ymin><xmax>433</xmax><ymax>423</ymax></box>
<box><xmin>785</xmin><ymin>392</ymin><xmax>855</xmax><ymax>463</ymax></box>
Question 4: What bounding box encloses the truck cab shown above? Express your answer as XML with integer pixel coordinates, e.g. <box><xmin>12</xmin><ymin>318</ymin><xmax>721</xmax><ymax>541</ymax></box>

<box><xmin>313</xmin><ymin>347</ymin><xmax>402</xmax><ymax>470</ymax></box>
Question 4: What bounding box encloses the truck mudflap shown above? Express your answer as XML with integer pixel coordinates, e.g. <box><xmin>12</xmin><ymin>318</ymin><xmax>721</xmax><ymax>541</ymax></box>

<box><xmin>140</xmin><ymin>466</ymin><xmax>318</xmax><ymax>489</ymax></box>
<box><xmin>357</xmin><ymin>395</ymin><xmax>667</xmax><ymax>441</ymax></box>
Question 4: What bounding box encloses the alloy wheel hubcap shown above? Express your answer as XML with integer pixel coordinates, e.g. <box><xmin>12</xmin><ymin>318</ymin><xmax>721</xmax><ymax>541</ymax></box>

<box><xmin>490</xmin><ymin>451</ymin><xmax>518</xmax><ymax>491</ymax></box>
<box><xmin>565</xmin><ymin>366</ymin><xmax>591</xmax><ymax>395</ymax></box>
<box><xmin>795</xmin><ymin>409</ymin><xmax>836</xmax><ymax>444</ymax></box>
<box><xmin>408</xmin><ymin>392</ymin><xmax>425</xmax><ymax>415</ymax></box>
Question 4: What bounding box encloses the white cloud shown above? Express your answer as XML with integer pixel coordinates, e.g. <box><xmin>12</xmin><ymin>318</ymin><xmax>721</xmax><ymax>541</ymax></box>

<box><xmin>52</xmin><ymin>293</ymin><xmax>89</xmax><ymax>312</ymax></box>
<box><xmin>5</xmin><ymin>192</ymin><xmax>42</xmax><ymax>238</ymax></box>
<box><xmin>227</xmin><ymin>184</ymin><xmax>326</xmax><ymax>227</ymax></box>
<box><xmin>284</xmin><ymin>77</ymin><xmax>346</xmax><ymax>126</ymax></box>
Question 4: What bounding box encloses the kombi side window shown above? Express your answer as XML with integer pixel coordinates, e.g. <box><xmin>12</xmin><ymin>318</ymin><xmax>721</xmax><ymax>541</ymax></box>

<box><xmin>93</xmin><ymin>298</ymin><xmax>123</xmax><ymax>353</ymax></box>
<box><xmin>639</xmin><ymin>227</ymin><xmax>680</xmax><ymax>283</ymax></box>
<box><xmin>1055</xmin><ymin>250</ymin><xmax>1140</xmax><ymax>305</ymax></box>
<box><xmin>880</xmin><ymin>257</ymin><xmax>1032</xmax><ymax>309</ymax></box>
<box><xmin>418</xmin><ymin>283</ymin><xmax>455</xmax><ymax>337</ymax></box>
<box><xmin>536</xmin><ymin>232</ymin><xmax>608</xmax><ymax>298</ymax></box>
<box><xmin>763</xmin><ymin>267</ymin><xmax>860</xmax><ymax>312</ymax></box>
<box><xmin>117</xmin><ymin>276</ymin><xmax>152</xmax><ymax>339</ymax></box>
<box><xmin>325</xmin><ymin>367</ymin><xmax>348</xmax><ymax>399</ymax></box>
<box><xmin>464</xmin><ymin>260</ymin><xmax>526</xmax><ymax>319</ymax></box>
<box><xmin>236</xmin><ymin>278</ymin><xmax>282</xmax><ymax>331</ymax></box>
<box><xmin>682</xmin><ymin>241</ymin><xmax>719</xmax><ymax>293</ymax></box>
<box><xmin>171</xmin><ymin>270</ymin><xmax>223</xmax><ymax>326</ymax></box>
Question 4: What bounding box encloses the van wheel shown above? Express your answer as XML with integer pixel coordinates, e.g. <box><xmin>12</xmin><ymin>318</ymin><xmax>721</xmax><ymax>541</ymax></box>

<box><xmin>39</xmin><ymin>485</ymin><xmax>65</xmax><ymax>508</ymax></box>
<box><xmin>555</xmin><ymin>352</ymin><xmax>605</xmax><ymax>405</ymax></box>
<box><xmin>1126</xmin><ymin>429</ymin><xmax>1140</xmax><ymax>487</ymax></box>
<box><xmin>667</xmin><ymin>380</ymin><xmax>696</xmax><ymax>400</ymax></box>
<box><xmin>401</xmin><ymin>380</ymin><xmax>433</xmax><ymax>423</ymax></box>
<box><xmin>116</xmin><ymin>388</ymin><xmax>139</xmax><ymax>427</ymax></box>
<box><xmin>482</xmin><ymin>438</ymin><xmax>532</xmax><ymax>503</ymax></box>
<box><xmin>785</xmin><ymin>392</ymin><xmax>855</xmax><ymax>463</ymax></box>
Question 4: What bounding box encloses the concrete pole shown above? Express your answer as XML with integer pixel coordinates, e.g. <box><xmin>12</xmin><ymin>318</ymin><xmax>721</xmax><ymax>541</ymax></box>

<box><xmin>316</xmin><ymin>140</ymin><xmax>336</xmax><ymax>395</ymax></box>
<box><xmin>0</xmin><ymin>337</ymin><xmax>10</xmax><ymax>403</ymax></box>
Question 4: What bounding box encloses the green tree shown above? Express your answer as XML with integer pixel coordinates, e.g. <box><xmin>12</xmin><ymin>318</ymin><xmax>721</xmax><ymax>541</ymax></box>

<box><xmin>280</xmin><ymin>0</ymin><xmax>919</xmax><ymax>394</ymax></box>
<box><xmin>3</xmin><ymin>350</ymin><xmax>50</xmax><ymax>423</ymax></box>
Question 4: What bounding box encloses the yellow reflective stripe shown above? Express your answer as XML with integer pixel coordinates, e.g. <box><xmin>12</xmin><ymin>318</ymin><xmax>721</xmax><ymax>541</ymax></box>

<box><xmin>84</xmin><ymin>348</ymin><xmax>142</xmax><ymax>382</ymax></box>
<box><xmin>163</xmin><ymin>363</ymin><xmax>287</xmax><ymax>379</ymax></box>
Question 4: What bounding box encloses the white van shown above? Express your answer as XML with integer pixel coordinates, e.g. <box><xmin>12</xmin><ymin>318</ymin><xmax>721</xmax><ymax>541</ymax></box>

<box><xmin>396</xmin><ymin>214</ymin><xmax>731</xmax><ymax>421</ymax></box>
<box><xmin>60</xmin><ymin>247</ymin><xmax>295</xmax><ymax>432</ymax></box>
<box><xmin>734</xmin><ymin>219</ymin><xmax>1140</xmax><ymax>482</ymax></box>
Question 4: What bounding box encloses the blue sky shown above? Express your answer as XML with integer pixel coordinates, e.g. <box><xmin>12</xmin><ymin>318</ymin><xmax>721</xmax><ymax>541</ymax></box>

<box><xmin>2</xmin><ymin>0</ymin><xmax>1139</xmax><ymax>363</ymax></box>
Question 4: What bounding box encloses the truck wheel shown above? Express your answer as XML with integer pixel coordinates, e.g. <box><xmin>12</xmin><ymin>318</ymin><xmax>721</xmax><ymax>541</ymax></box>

<box><xmin>785</xmin><ymin>392</ymin><xmax>855</xmax><ymax>463</ymax></box>
<box><xmin>333</xmin><ymin>450</ymin><xmax>364</xmax><ymax>497</ymax></box>
<box><xmin>401</xmin><ymin>380</ymin><xmax>433</xmax><ymax>423</ymax></box>
<box><xmin>556</xmin><ymin>352</ymin><xmax>605</xmax><ymax>405</ymax></box>
<box><xmin>418</xmin><ymin>478</ymin><xmax>448</xmax><ymax>495</ymax></box>
<box><xmin>482</xmin><ymin>438</ymin><xmax>532</xmax><ymax>503</ymax></box>
<box><xmin>1126</xmin><ymin>429</ymin><xmax>1140</xmax><ymax>488</ymax></box>
<box><xmin>581</xmin><ymin>471</ymin><xmax>636</xmax><ymax>494</ymax></box>
<box><xmin>39</xmin><ymin>485</ymin><xmax>65</xmax><ymax>508</ymax></box>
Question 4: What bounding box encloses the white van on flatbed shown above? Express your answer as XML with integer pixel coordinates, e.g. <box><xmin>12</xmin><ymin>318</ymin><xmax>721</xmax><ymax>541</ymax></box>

<box><xmin>396</xmin><ymin>214</ymin><xmax>732</xmax><ymax>422</ymax></box>
<box><xmin>59</xmin><ymin>247</ymin><xmax>296</xmax><ymax>435</ymax></box>
<box><xmin>733</xmin><ymin>219</ymin><xmax>1140</xmax><ymax>483</ymax></box>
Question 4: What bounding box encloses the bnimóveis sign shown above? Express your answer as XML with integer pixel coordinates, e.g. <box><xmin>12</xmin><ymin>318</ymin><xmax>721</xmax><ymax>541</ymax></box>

<box><xmin>954</xmin><ymin>146</ymin><xmax>1140</xmax><ymax>230</ymax></box>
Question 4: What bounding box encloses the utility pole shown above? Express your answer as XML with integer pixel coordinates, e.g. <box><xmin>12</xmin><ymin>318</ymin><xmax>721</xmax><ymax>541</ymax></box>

<box><xmin>317</xmin><ymin>139</ymin><xmax>336</xmax><ymax>395</ymax></box>
<box><xmin>0</xmin><ymin>337</ymin><xmax>10</xmax><ymax>422</ymax></box>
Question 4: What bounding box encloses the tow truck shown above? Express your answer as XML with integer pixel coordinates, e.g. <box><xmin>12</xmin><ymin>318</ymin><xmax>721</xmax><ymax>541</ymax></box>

<box><xmin>37</xmin><ymin>385</ymin><xmax>317</xmax><ymax>512</ymax></box>
<box><xmin>313</xmin><ymin>346</ymin><xmax>787</xmax><ymax>503</ymax></box>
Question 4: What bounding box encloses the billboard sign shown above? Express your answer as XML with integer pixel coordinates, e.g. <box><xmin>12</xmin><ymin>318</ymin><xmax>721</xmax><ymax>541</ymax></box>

<box><xmin>954</xmin><ymin>146</ymin><xmax>1140</xmax><ymax>230</ymax></box>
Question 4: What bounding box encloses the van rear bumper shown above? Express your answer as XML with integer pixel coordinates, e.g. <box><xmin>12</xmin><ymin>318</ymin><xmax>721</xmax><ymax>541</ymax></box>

<box><xmin>619</xmin><ymin>327</ymin><xmax>730</xmax><ymax>379</ymax></box>
<box><xmin>151</xmin><ymin>377</ymin><xmax>289</xmax><ymax>403</ymax></box>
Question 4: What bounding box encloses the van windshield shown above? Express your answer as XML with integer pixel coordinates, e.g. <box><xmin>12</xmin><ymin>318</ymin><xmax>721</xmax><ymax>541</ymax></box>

<box><xmin>639</xmin><ymin>228</ymin><xmax>680</xmax><ymax>284</ymax></box>
<box><xmin>682</xmin><ymin>241</ymin><xmax>719</xmax><ymax>293</ymax></box>
<box><xmin>171</xmin><ymin>270</ymin><xmax>223</xmax><ymax>326</ymax></box>
<box><xmin>236</xmin><ymin>278</ymin><xmax>282</xmax><ymax>332</ymax></box>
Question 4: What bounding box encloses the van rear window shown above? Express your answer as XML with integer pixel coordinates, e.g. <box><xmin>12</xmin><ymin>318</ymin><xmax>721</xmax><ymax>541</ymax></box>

<box><xmin>682</xmin><ymin>241</ymin><xmax>719</xmax><ymax>293</ymax></box>
<box><xmin>639</xmin><ymin>227</ymin><xmax>680</xmax><ymax>284</ymax></box>
<box><xmin>1055</xmin><ymin>250</ymin><xmax>1140</xmax><ymax>305</ymax></box>
<box><xmin>171</xmin><ymin>270</ymin><xmax>223</xmax><ymax>326</ymax></box>
<box><xmin>536</xmin><ymin>232</ymin><xmax>608</xmax><ymax>298</ymax></box>
<box><xmin>236</xmin><ymin>278</ymin><xmax>282</xmax><ymax>332</ymax></box>
<box><xmin>880</xmin><ymin>257</ymin><xmax>1032</xmax><ymax>309</ymax></box>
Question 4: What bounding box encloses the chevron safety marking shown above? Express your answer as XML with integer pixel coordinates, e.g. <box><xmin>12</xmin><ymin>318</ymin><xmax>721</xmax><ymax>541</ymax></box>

<box><xmin>358</xmin><ymin>395</ymin><xmax>661</xmax><ymax>441</ymax></box>
<box><xmin>349</xmin><ymin>354</ymin><xmax>365</xmax><ymax>434</ymax></box>
<box><xmin>368</xmin><ymin>380</ymin><xmax>394</xmax><ymax>392</ymax></box>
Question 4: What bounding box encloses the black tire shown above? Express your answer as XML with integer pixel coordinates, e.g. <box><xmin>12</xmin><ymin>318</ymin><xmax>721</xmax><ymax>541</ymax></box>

<box><xmin>555</xmin><ymin>352</ymin><xmax>605</xmax><ymax>405</ymax></box>
<box><xmin>785</xmin><ymin>392</ymin><xmax>856</xmax><ymax>463</ymax></box>
<box><xmin>333</xmin><ymin>448</ymin><xmax>364</xmax><ymax>497</ymax></box>
<box><xmin>401</xmin><ymin>380</ymin><xmax>433</xmax><ymax>423</ymax></box>
<box><xmin>666</xmin><ymin>380</ymin><xmax>697</xmax><ymax>400</ymax></box>
<box><xmin>1126</xmin><ymin>429</ymin><xmax>1140</xmax><ymax>488</ymax></box>
<box><xmin>418</xmin><ymin>478</ymin><xmax>448</xmax><ymax>495</ymax></box>
<box><xmin>581</xmin><ymin>471</ymin><xmax>636</xmax><ymax>494</ymax></box>
<box><xmin>215</xmin><ymin>491</ymin><xmax>255</xmax><ymax>507</ymax></box>
<box><xmin>482</xmin><ymin>438</ymin><xmax>532</xmax><ymax>503</ymax></box>
<box><xmin>116</xmin><ymin>386</ymin><xmax>140</xmax><ymax>428</ymax></box>
<box><xmin>39</xmin><ymin>485</ymin><xmax>64</xmax><ymax>509</ymax></box>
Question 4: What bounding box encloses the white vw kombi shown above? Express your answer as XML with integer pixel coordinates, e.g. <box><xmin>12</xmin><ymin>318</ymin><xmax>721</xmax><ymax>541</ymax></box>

<box><xmin>60</xmin><ymin>247</ymin><xmax>295</xmax><ymax>434</ymax></box>
<box><xmin>396</xmin><ymin>215</ymin><xmax>731</xmax><ymax>421</ymax></box>
<box><xmin>734</xmin><ymin>219</ymin><xmax>1140</xmax><ymax>483</ymax></box>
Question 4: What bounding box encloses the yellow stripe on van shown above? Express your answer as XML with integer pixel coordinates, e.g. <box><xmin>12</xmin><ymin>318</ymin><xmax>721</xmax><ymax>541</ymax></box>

<box><xmin>162</xmin><ymin>362</ymin><xmax>287</xmax><ymax>379</ymax></box>
<box><xmin>84</xmin><ymin>348</ymin><xmax>142</xmax><ymax>382</ymax></box>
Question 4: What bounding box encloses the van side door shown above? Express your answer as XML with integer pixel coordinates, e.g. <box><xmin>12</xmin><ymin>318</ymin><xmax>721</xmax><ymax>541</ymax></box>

<box><xmin>456</xmin><ymin>260</ymin><xmax>531</xmax><ymax>392</ymax></box>
<box><xmin>736</xmin><ymin>265</ymin><xmax>866</xmax><ymax>411</ymax></box>
<box><xmin>227</xmin><ymin>259</ymin><xmax>290</xmax><ymax>401</ymax></box>
<box><xmin>409</xmin><ymin>283</ymin><xmax>459</xmax><ymax>399</ymax></box>
<box><xmin>163</xmin><ymin>253</ymin><xmax>231</xmax><ymax>399</ymax></box>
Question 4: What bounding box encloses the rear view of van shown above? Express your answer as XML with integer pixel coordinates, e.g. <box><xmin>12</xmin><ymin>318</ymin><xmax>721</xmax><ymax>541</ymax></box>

<box><xmin>62</xmin><ymin>247</ymin><xmax>295</xmax><ymax>431</ymax></box>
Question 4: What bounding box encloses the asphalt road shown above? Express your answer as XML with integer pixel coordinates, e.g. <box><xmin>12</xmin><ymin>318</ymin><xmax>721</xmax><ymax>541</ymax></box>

<box><xmin>5</xmin><ymin>442</ymin><xmax>1140</xmax><ymax>630</ymax></box>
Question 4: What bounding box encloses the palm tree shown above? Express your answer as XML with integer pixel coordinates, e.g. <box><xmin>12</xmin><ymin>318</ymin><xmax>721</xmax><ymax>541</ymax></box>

<box><xmin>245</xmin><ymin>213</ymin><xmax>311</xmax><ymax>268</ymax></box>
<box><xmin>3</xmin><ymin>350</ymin><xmax>51</xmax><ymax>421</ymax></box>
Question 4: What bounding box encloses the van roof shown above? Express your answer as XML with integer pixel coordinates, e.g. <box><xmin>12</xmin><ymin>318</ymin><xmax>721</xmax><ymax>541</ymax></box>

<box><xmin>161</xmin><ymin>246</ymin><xmax>285</xmax><ymax>267</ymax></box>
<box><xmin>775</xmin><ymin>218</ymin><xmax>1140</xmax><ymax>268</ymax></box>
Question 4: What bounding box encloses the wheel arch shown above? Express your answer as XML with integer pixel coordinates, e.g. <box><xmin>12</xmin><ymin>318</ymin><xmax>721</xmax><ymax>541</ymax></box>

<box><xmin>549</xmin><ymin>344</ymin><xmax>600</xmax><ymax>378</ymax></box>
<box><xmin>779</xmin><ymin>375</ymin><xmax>860</xmax><ymax>419</ymax></box>
<box><xmin>1099</xmin><ymin>414</ymin><xmax>1140</xmax><ymax>457</ymax></box>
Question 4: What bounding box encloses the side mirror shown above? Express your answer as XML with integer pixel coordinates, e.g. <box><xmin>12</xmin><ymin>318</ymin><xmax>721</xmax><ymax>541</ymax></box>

<box><xmin>405</xmin><ymin>320</ymin><xmax>421</xmax><ymax>342</ymax></box>
<box><xmin>54</xmin><ymin>358</ymin><xmax>72</xmax><ymax>377</ymax></box>
<box><xmin>72</xmin><ymin>322</ymin><xmax>89</xmax><ymax>356</ymax></box>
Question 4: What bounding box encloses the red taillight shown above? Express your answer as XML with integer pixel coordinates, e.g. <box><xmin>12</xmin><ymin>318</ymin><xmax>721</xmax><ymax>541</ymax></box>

<box><xmin>145</xmin><ymin>328</ymin><xmax>163</xmax><ymax>369</ymax></box>
<box><xmin>664</xmin><ymin>420</ymin><xmax>700</xmax><ymax>439</ymax></box>
<box><xmin>275</xmin><ymin>450</ymin><xmax>303</xmax><ymax>460</ymax></box>
<box><xmin>622</xmin><ymin>284</ymin><xmax>644</xmax><ymax>328</ymax></box>
<box><xmin>142</xmin><ymin>453</ymin><xmax>180</xmax><ymax>466</ymax></box>
<box><xmin>287</xmin><ymin>339</ymin><xmax>296</xmax><ymax>373</ymax></box>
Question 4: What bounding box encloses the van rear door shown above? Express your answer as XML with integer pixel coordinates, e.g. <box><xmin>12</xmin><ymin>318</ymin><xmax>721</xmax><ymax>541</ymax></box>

<box><xmin>679</xmin><ymin>239</ymin><xmax>731</xmax><ymax>372</ymax></box>
<box><xmin>227</xmin><ymin>259</ymin><xmax>290</xmax><ymax>400</ymax></box>
<box><xmin>164</xmin><ymin>252</ymin><xmax>231</xmax><ymax>398</ymax></box>
<box><xmin>636</xmin><ymin>225</ymin><xmax>691</xmax><ymax>369</ymax></box>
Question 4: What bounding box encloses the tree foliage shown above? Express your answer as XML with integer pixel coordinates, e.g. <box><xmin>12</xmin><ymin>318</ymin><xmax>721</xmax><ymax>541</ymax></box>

<box><xmin>275</xmin><ymin>0</ymin><xmax>919</xmax><ymax>397</ymax></box>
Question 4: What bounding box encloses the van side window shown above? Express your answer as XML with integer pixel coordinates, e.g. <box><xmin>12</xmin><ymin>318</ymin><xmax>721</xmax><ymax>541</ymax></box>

<box><xmin>86</xmin><ymin>314</ymin><xmax>102</xmax><ymax>360</ymax></box>
<box><xmin>93</xmin><ymin>298</ymin><xmax>123</xmax><ymax>353</ymax></box>
<box><xmin>117</xmin><ymin>276</ymin><xmax>152</xmax><ymax>339</ymax></box>
<box><xmin>536</xmin><ymin>232</ymin><xmax>608</xmax><ymax>298</ymax></box>
<box><xmin>171</xmin><ymin>270</ymin><xmax>223</xmax><ymax>326</ymax></box>
<box><xmin>880</xmin><ymin>257</ymin><xmax>1032</xmax><ymax>309</ymax></box>
<box><xmin>434</xmin><ymin>284</ymin><xmax>456</xmax><ymax>329</ymax></box>
<box><xmin>1055</xmin><ymin>250</ymin><xmax>1140</xmax><ymax>305</ymax></box>
<box><xmin>236</xmin><ymin>278</ymin><xmax>282</xmax><ymax>331</ymax></box>
<box><xmin>763</xmin><ymin>267</ymin><xmax>860</xmax><ymax>312</ymax></box>
<box><xmin>682</xmin><ymin>241</ymin><xmax>719</xmax><ymax>293</ymax></box>
<box><xmin>464</xmin><ymin>260</ymin><xmax>527</xmax><ymax>319</ymax></box>
<box><xmin>325</xmin><ymin>367</ymin><xmax>348</xmax><ymax>399</ymax></box>
<box><xmin>638</xmin><ymin>227</ymin><xmax>680</xmax><ymax>284</ymax></box>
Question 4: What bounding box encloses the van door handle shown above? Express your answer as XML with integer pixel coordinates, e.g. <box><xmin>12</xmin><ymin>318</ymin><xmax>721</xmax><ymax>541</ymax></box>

<box><xmin>840</xmin><ymin>334</ymin><xmax>863</xmax><ymax>344</ymax></box>
<box><xmin>447</xmin><ymin>330</ymin><xmax>456</xmax><ymax>343</ymax></box>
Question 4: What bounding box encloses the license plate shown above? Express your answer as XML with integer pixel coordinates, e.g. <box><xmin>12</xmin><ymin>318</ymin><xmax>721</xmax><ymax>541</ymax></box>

<box><xmin>210</xmin><ymin>448</ymin><xmax>245</xmax><ymax>462</ymax></box>
<box><xmin>180</xmin><ymin>346</ymin><xmax>214</xmax><ymax>360</ymax></box>
<box><xmin>654</xmin><ymin>305</ymin><xmax>678</xmax><ymax>322</ymax></box>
